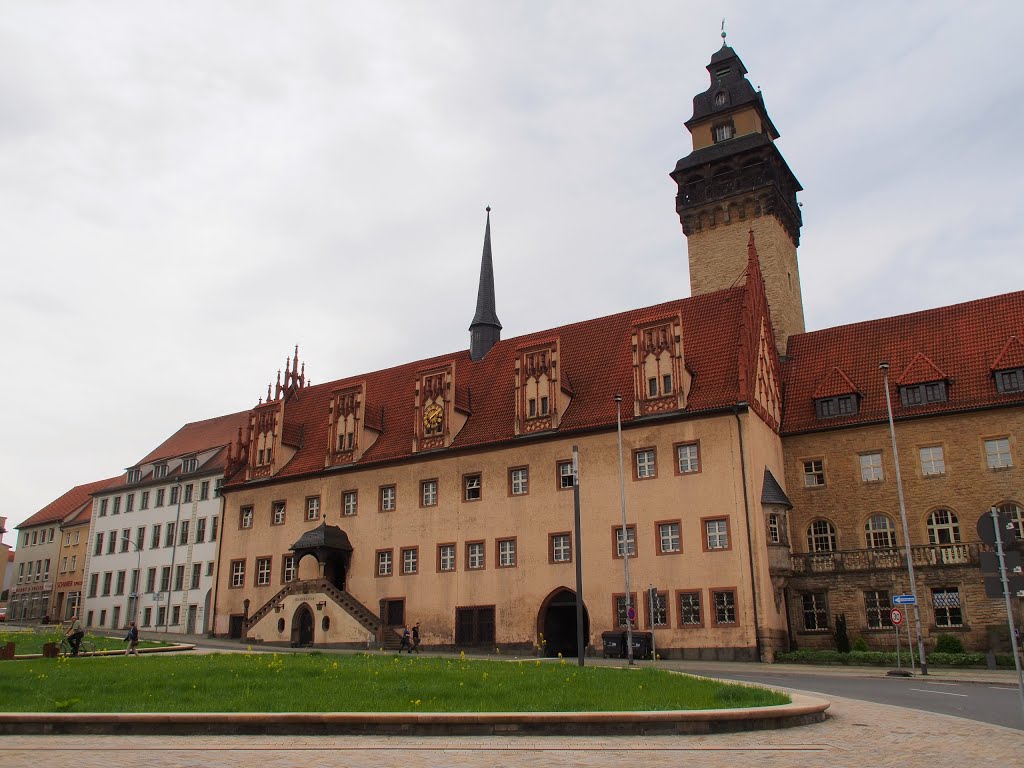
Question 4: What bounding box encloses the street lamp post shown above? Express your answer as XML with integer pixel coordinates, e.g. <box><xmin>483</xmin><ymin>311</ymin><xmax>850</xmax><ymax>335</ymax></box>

<box><xmin>614</xmin><ymin>395</ymin><xmax>635</xmax><ymax>666</ymax></box>
<box><xmin>880</xmin><ymin>362</ymin><xmax>928</xmax><ymax>675</ymax></box>
<box><xmin>120</xmin><ymin>533</ymin><xmax>143</xmax><ymax>626</ymax></box>
<box><xmin>166</xmin><ymin>481</ymin><xmax>184</xmax><ymax>633</ymax></box>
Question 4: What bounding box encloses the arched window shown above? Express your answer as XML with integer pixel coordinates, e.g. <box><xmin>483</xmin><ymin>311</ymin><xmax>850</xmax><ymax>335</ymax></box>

<box><xmin>807</xmin><ymin>520</ymin><xmax>837</xmax><ymax>553</ymax></box>
<box><xmin>998</xmin><ymin>502</ymin><xmax>1023</xmax><ymax>540</ymax></box>
<box><xmin>927</xmin><ymin>509</ymin><xmax>960</xmax><ymax>545</ymax></box>
<box><xmin>865</xmin><ymin>514</ymin><xmax>896</xmax><ymax>549</ymax></box>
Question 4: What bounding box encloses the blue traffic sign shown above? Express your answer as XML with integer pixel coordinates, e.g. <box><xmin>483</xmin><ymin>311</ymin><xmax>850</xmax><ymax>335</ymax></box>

<box><xmin>892</xmin><ymin>594</ymin><xmax>917</xmax><ymax>606</ymax></box>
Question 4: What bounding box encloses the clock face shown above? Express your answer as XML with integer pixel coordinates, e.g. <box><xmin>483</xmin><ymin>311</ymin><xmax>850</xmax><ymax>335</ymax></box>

<box><xmin>423</xmin><ymin>403</ymin><xmax>444</xmax><ymax>430</ymax></box>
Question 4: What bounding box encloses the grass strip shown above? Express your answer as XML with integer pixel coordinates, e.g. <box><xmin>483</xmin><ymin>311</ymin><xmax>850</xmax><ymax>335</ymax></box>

<box><xmin>0</xmin><ymin>630</ymin><xmax>170</xmax><ymax>655</ymax></box>
<box><xmin>0</xmin><ymin>651</ymin><xmax>789</xmax><ymax>713</ymax></box>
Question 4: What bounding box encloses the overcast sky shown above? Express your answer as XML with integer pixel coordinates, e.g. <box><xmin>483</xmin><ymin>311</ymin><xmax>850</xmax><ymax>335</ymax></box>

<box><xmin>3</xmin><ymin>1</ymin><xmax>1022</xmax><ymax>539</ymax></box>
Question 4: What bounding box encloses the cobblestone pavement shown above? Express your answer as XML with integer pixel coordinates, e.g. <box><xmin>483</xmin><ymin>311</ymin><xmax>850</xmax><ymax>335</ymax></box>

<box><xmin>2</xmin><ymin>694</ymin><xmax>1021</xmax><ymax>768</ymax></box>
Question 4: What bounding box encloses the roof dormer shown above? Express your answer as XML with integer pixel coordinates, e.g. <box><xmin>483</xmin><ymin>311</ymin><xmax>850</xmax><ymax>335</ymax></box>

<box><xmin>412</xmin><ymin>362</ymin><xmax>469</xmax><ymax>452</ymax></box>
<box><xmin>514</xmin><ymin>338</ymin><xmax>571</xmax><ymax>435</ymax></box>
<box><xmin>326</xmin><ymin>382</ymin><xmax>380</xmax><ymax>466</ymax></box>
<box><xmin>992</xmin><ymin>335</ymin><xmax>1024</xmax><ymax>393</ymax></box>
<box><xmin>896</xmin><ymin>353</ymin><xmax>949</xmax><ymax>406</ymax></box>
<box><xmin>631</xmin><ymin>314</ymin><xmax>690</xmax><ymax>417</ymax></box>
<box><xmin>812</xmin><ymin>366</ymin><xmax>861</xmax><ymax>418</ymax></box>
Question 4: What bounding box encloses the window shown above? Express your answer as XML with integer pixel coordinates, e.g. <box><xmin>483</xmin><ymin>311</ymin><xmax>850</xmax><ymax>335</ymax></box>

<box><xmin>240</xmin><ymin>506</ymin><xmax>253</xmax><ymax>529</ymax></box>
<box><xmin>466</xmin><ymin>541</ymin><xmax>485</xmax><ymax>570</ymax></box>
<box><xmin>115</xmin><ymin>571</ymin><xmax>126</xmax><ymax>595</ymax></box>
<box><xmin>230</xmin><ymin>560</ymin><xmax>245</xmax><ymax>588</ymax></box>
<box><xmin>376</xmin><ymin>550</ymin><xmax>393</xmax><ymax>577</ymax></box>
<box><xmin>171</xmin><ymin>606</ymin><xmax>180</xmax><ymax>626</ymax></box>
<box><xmin>306</xmin><ymin>496</ymin><xmax>321</xmax><ymax>521</ymax></box>
<box><xmin>438</xmin><ymin>544</ymin><xmax>456</xmax><ymax>572</ymax></box>
<box><xmin>463</xmin><ymin>474</ymin><xmax>482</xmax><ymax>502</ymax></box>
<box><xmin>927</xmin><ymin>509</ymin><xmax>961</xmax><ymax>545</ymax></box>
<box><xmin>120</xmin><ymin>529</ymin><xmax>130</xmax><ymax>552</ymax></box>
<box><xmin>865</xmin><ymin>514</ymin><xmax>896</xmax><ymax>548</ymax></box>
<box><xmin>195</xmin><ymin>517</ymin><xmax>207</xmax><ymax>543</ymax></box>
<box><xmin>550</xmin><ymin>533</ymin><xmax>572</xmax><ymax>563</ymax></box>
<box><xmin>634</xmin><ymin>448</ymin><xmax>656</xmax><ymax>480</ymax></box>
<box><xmin>986</xmin><ymin>438</ymin><xmax>1012</xmax><ymax>469</ymax></box>
<box><xmin>140</xmin><ymin>491</ymin><xmax>150</xmax><ymax>510</ymax></box>
<box><xmin>865</xmin><ymin>590</ymin><xmax>892</xmax><ymax>629</ymax></box>
<box><xmin>920</xmin><ymin>446</ymin><xmax>945</xmax><ymax>476</ymax></box>
<box><xmin>200</xmin><ymin>481</ymin><xmax>210</xmax><ymax>500</ymax></box>
<box><xmin>675</xmin><ymin>442</ymin><xmax>700</xmax><ymax>474</ymax></box>
<box><xmin>182</xmin><ymin>456</ymin><xmax>198</xmax><ymax>473</ymax></box>
<box><xmin>210</xmin><ymin>516</ymin><xmax>218</xmax><ymax>542</ymax></box>
<box><xmin>703</xmin><ymin>518</ymin><xmax>730</xmax><ymax>551</ymax></box>
<box><xmin>714</xmin><ymin>91</ymin><xmax>728</xmax><ymax>106</ymax></box>
<box><xmin>272</xmin><ymin>501</ymin><xmax>286</xmax><ymax>525</ymax></box>
<box><xmin>151</xmin><ymin>524</ymin><xmax>161</xmax><ymax>549</ymax></box>
<box><xmin>160</xmin><ymin>566</ymin><xmax>171</xmax><ymax>592</ymax></box>
<box><xmin>509</xmin><ymin>467</ymin><xmax>529</xmax><ymax>496</ymax></box>
<box><xmin>657</xmin><ymin>521</ymin><xmax>681</xmax><ymax>554</ymax></box>
<box><xmin>156</xmin><ymin>607</ymin><xmax>166</xmax><ymax>627</ymax></box>
<box><xmin>614</xmin><ymin>525</ymin><xmax>637</xmax><ymax>558</ymax></box>
<box><xmin>614</xmin><ymin>594</ymin><xmax>638</xmax><ymax>627</ymax></box>
<box><xmin>802</xmin><ymin>592</ymin><xmax>828</xmax><ymax>631</ymax></box>
<box><xmin>933</xmin><ymin>588</ymin><xmax>963</xmax><ymax>627</ymax></box>
<box><xmin>815</xmin><ymin>395</ymin><xmax>858</xmax><ymax>418</ymax></box>
<box><xmin>170</xmin><ymin>485</ymin><xmax>180</xmax><ymax>505</ymax></box>
<box><xmin>766</xmin><ymin>512</ymin><xmax>788</xmax><ymax>545</ymax></box>
<box><xmin>73</xmin><ymin>530</ymin><xmax>80</xmax><ymax>545</ymax></box>
<box><xmin>179</xmin><ymin>520</ymin><xmax>190</xmax><ymax>545</ymax></box>
<box><xmin>146</xmin><ymin>568</ymin><xmax>156</xmax><ymax>593</ymax></box>
<box><xmin>174</xmin><ymin>564</ymin><xmax>185</xmax><ymax>591</ymax></box>
<box><xmin>154</xmin><ymin>464</ymin><xmax>168</xmax><ymax>479</ymax></box>
<box><xmin>420</xmin><ymin>480</ymin><xmax>438</xmax><ymax>507</ymax></box>
<box><xmin>646</xmin><ymin>591</ymin><xmax>669</xmax><ymax>628</ymax></box>
<box><xmin>70</xmin><ymin>556</ymin><xmax>77</xmax><ymax>571</ymax></box>
<box><xmin>401</xmin><ymin>548</ymin><xmax>418</xmax><ymax>575</ymax></box>
<box><xmin>379</xmin><ymin>485</ymin><xmax>396</xmax><ymax>512</ymax></box>
<box><xmin>164</xmin><ymin>523</ymin><xmax>175</xmax><ymax>548</ymax></box>
<box><xmin>215</xmin><ymin>478</ymin><xmax>224</xmax><ymax>497</ymax></box>
<box><xmin>497</xmin><ymin>538</ymin><xmax>517</xmax><ymax>568</ymax></box>
<box><xmin>900</xmin><ymin>381</ymin><xmax>948</xmax><ymax>406</ymax></box>
<box><xmin>712</xmin><ymin>122</ymin><xmax>735</xmax><ymax>143</ymax></box>
<box><xmin>106</xmin><ymin>534</ymin><xmax>116</xmax><ymax>554</ymax></box>
<box><xmin>102</xmin><ymin>572</ymin><xmax>112</xmax><ymax>596</ymax></box>
<box><xmin>806</xmin><ymin>519</ymin><xmax>837</xmax><ymax>553</ymax></box>
<box><xmin>558</xmin><ymin>460</ymin><xmax>575</xmax><ymax>489</ymax></box>
<box><xmin>860</xmin><ymin>452</ymin><xmax>883</xmax><ymax>482</ymax></box>
<box><xmin>256</xmin><ymin>557</ymin><xmax>272</xmax><ymax>586</ymax></box>
<box><xmin>803</xmin><ymin>459</ymin><xmax>825</xmax><ymax>487</ymax></box>
<box><xmin>679</xmin><ymin>592</ymin><xmax>702</xmax><ymax>626</ymax></box>
<box><xmin>94</xmin><ymin>533</ymin><xmax>104</xmax><ymax>556</ymax></box>
<box><xmin>712</xmin><ymin>590</ymin><xmax>737</xmax><ymax>625</ymax></box>
<box><xmin>455</xmin><ymin>606</ymin><xmax>495</xmax><ymax>646</ymax></box>
<box><xmin>343</xmin><ymin>490</ymin><xmax>358</xmax><ymax>516</ymax></box>
<box><xmin>142</xmin><ymin>607</ymin><xmax>152</xmax><ymax>627</ymax></box>
<box><xmin>1000</xmin><ymin>503</ymin><xmax>1024</xmax><ymax>541</ymax></box>
<box><xmin>156</xmin><ymin>488</ymin><xmax>165</xmax><ymax>507</ymax></box>
<box><xmin>125</xmin><ymin>493</ymin><xmax>135</xmax><ymax>512</ymax></box>
<box><xmin>127</xmin><ymin>468</ymin><xmax>141</xmax><ymax>484</ymax></box>
<box><xmin>282</xmin><ymin>555</ymin><xmax>296</xmax><ymax>583</ymax></box>
<box><xmin>996</xmin><ymin>368</ymin><xmax>1024</xmax><ymax>393</ymax></box>
<box><xmin>112</xmin><ymin>496</ymin><xmax>121</xmax><ymax>515</ymax></box>
<box><xmin>88</xmin><ymin>573</ymin><xmax>98</xmax><ymax>598</ymax></box>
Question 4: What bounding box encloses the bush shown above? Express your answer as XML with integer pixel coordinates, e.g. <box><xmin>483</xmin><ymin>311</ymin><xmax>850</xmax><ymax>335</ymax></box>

<box><xmin>776</xmin><ymin>647</ymin><xmax>1018</xmax><ymax>668</ymax></box>
<box><xmin>851</xmin><ymin>637</ymin><xmax>869</xmax><ymax>652</ymax></box>
<box><xmin>934</xmin><ymin>635</ymin><xmax>965</xmax><ymax>654</ymax></box>
<box><xmin>834</xmin><ymin>614</ymin><xmax>851</xmax><ymax>653</ymax></box>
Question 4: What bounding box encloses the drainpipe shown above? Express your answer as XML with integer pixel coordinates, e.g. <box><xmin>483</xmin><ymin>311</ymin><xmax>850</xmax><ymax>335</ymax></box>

<box><xmin>208</xmin><ymin>477</ymin><xmax>228</xmax><ymax>637</ymax></box>
<box><xmin>165</xmin><ymin>481</ymin><xmax>183</xmax><ymax>633</ymax></box>
<box><xmin>734</xmin><ymin>404</ymin><xmax>763</xmax><ymax>662</ymax></box>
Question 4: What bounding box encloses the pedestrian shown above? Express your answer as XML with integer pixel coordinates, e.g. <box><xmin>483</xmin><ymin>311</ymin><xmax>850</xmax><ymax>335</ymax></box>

<box><xmin>412</xmin><ymin>621</ymin><xmax>421</xmax><ymax>653</ymax></box>
<box><xmin>399</xmin><ymin>624</ymin><xmax>412</xmax><ymax>653</ymax></box>
<box><xmin>124</xmin><ymin>621</ymin><xmax>140</xmax><ymax>656</ymax></box>
<box><xmin>64</xmin><ymin>614</ymin><xmax>84</xmax><ymax>656</ymax></box>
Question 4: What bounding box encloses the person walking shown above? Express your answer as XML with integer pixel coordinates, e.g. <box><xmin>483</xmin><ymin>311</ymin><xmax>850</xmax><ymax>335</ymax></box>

<box><xmin>411</xmin><ymin>621</ymin><xmax>422</xmax><ymax>653</ymax></box>
<box><xmin>124</xmin><ymin>621</ymin><xmax>140</xmax><ymax>656</ymax></box>
<box><xmin>399</xmin><ymin>625</ymin><xmax>412</xmax><ymax>653</ymax></box>
<box><xmin>64</xmin><ymin>614</ymin><xmax>84</xmax><ymax>656</ymax></box>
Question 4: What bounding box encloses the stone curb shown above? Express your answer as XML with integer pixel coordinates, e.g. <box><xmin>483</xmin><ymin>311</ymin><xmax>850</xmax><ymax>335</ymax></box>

<box><xmin>0</xmin><ymin>693</ymin><xmax>829</xmax><ymax>736</ymax></box>
<box><xmin>10</xmin><ymin>643</ymin><xmax>195</xmax><ymax>660</ymax></box>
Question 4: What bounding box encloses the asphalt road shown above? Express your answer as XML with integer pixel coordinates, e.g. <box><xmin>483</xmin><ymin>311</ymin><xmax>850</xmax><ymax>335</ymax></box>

<box><xmin>684</xmin><ymin>665</ymin><xmax>1024</xmax><ymax>730</ymax></box>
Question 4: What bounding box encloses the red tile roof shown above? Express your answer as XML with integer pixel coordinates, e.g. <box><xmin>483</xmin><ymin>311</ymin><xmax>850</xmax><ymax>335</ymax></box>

<box><xmin>896</xmin><ymin>352</ymin><xmax>947</xmax><ymax>386</ymax></box>
<box><xmin>781</xmin><ymin>291</ymin><xmax>1024</xmax><ymax>434</ymax></box>
<box><xmin>812</xmin><ymin>366</ymin><xmax>861</xmax><ymax>398</ymax></box>
<box><xmin>992</xmin><ymin>335</ymin><xmax>1024</xmax><ymax>370</ymax></box>
<box><xmin>231</xmin><ymin>289</ymin><xmax>751</xmax><ymax>484</ymax></box>
<box><xmin>17</xmin><ymin>477</ymin><xmax>122</xmax><ymax>530</ymax></box>
<box><xmin>136</xmin><ymin>411</ymin><xmax>250</xmax><ymax>466</ymax></box>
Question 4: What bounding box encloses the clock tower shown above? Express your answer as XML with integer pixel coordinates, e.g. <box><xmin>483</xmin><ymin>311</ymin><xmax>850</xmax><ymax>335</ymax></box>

<box><xmin>671</xmin><ymin>41</ymin><xmax>805</xmax><ymax>354</ymax></box>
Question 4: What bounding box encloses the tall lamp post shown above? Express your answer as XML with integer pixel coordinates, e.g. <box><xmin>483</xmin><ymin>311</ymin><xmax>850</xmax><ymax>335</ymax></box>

<box><xmin>880</xmin><ymin>362</ymin><xmax>928</xmax><ymax>675</ymax></box>
<box><xmin>120</xmin><ymin>533</ymin><xmax>143</xmax><ymax>626</ymax></box>
<box><xmin>166</xmin><ymin>481</ymin><xmax>184</xmax><ymax>633</ymax></box>
<box><xmin>614</xmin><ymin>395</ymin><xmax>635</xmax><ymax>665</ymax></box>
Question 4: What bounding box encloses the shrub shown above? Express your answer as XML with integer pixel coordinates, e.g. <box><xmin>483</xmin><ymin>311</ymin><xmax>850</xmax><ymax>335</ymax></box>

<box><xmin>834</xmin><ymin>614</ymin><xmax>851</xmax><ymax>653</ymax></box>
<box><xmin>851</xmin><ymin>637</ymin><xmax>869</xmax><ymax>652</ymax></box>
<box><xmin>934</xmin><ymin>635</ymin><xmax>965</xmax><ymax>654</ymax></box>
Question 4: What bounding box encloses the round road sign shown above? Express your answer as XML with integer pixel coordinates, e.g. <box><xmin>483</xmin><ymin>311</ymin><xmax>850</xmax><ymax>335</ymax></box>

<box><xmin>890</xmin><ymin>608</ymin><xmax>904</xmax><ymax>626</ymax></box>
<box><xmin>626</xmin><ymin>606</ymin><xmax>636</xmax><ymax>622</ymax></box>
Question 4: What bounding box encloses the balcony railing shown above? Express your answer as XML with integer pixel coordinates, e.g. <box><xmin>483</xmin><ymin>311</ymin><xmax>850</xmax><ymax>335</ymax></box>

<box><xmin>788</xmin><ymin>543</ymin><xmax>980</xmax><ymax>574</ymax></box>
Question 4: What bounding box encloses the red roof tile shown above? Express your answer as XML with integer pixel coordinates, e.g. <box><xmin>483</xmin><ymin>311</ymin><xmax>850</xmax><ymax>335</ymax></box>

<box><xmin>233</xmin><ymin>290</ymin><xmax>749</xmax><ymax>483</ymax></box>
<box><xmin>17</xmin><ymin>476</ymin><xmax>122</xmax><ymax>529</ymax></box>
<box><xmin>992</xmin><ymin>335</ymin><xmax>1024</xmax><ymax>371</ymax></box>
<box><xmin>136</xmin><ymin>411</ymin><xmax>250</xmax><ymax>466</ymax></box>
<box><xmin>812</xmin><ymin>366</ymin><xmax>862</xmax><ymax>398</ymax></box>
<box><xmin>896</xmin><ymin>352</ymin><xmax>947</xmax><ymax>386</ymax></box>
<box><xmin>782</xmin><ymin>291</ymin><xmax>1024</xmax><ymax>434</ymax></box>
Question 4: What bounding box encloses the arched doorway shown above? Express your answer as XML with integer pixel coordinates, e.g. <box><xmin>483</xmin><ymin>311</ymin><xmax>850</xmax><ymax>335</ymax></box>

<box><xmin>290</xmin><ymin>522</ymin><xmax>353</xmax><ymax>591</ymax></box>
<box><xmin>537</xmin><ymin>588</ymin><xmax>590</xmax><ymax>658</ymax></box>
<box><xmin>292</xmin><ymin>604</ymin><xmax>315</xmax><ymax>646</ymax></box>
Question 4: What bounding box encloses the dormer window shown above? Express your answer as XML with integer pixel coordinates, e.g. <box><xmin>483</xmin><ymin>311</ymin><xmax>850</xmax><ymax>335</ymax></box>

<box><xmin>815</xmin><ymin>395</ymin><xmax>859</xmax><ymax>419</ymax></box>
<box><xmin>713</xmin><ymin>122</ymin><xmax>735</xmax><ymax>143</ymax></box>
<box><xmin>995</xmin><ymin>368</ymin><xmax>1024</xmax><ymax>393</ymax></box>
<box><xmin>714</xmin><ymin>91</ymin><xmax>728</xmax><ymax>106</ymax></box>
<box><xmin>181</xmin><ymin>456</ymin><xmax>198</xmax><ymax>473</ymax></box>
<box><xmin>899</xmin><ymin>381</ymin><xmax>947</xmax><ymax>407</ymax></box>
<box><xmin>154</xmin><ymin>464</ymin><xmax>168</xmax><ymax>479</ymax></box>
<box><xmin>126</xmin><ymin>468</ymin><xmax>141</xmax><ymax>484</ymax></box>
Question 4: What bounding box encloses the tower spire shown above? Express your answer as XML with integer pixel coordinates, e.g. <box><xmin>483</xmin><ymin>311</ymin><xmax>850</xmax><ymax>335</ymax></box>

<box><xmin>469</xmin><ymin>206</ymin><xmax>502</xmax><ymax>361</ymax></box>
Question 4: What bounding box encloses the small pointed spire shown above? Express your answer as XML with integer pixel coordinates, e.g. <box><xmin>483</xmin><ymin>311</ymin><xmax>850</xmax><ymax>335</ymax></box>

<box><xmin>300</xmin><ymin>361</ymin><xmax>306</xmax><ymax>387</ymax></box>
<box><xmin>720</xmin><ymin>18</ymin><xmax>727</xmax><ymax>46</ymax></box>
<box><xmin>469</xmin><ymin>206</ymin><xmax>502</xmax><ymax>361</ymax></box>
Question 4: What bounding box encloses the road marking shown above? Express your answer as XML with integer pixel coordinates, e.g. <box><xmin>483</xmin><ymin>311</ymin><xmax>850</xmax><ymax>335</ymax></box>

<box><xmin>921</xmin><ymin>681</ymin><xmax>960</xmax><ymax>686</ymax></box>
<box><xmin>909</xmin><ymin>688</ymin><xmax>968</xmax><ymax>697</ymax></box>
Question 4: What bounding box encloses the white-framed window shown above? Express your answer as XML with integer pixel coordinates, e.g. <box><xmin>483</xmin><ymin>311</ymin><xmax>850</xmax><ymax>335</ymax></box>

<box><xmin>380</xmin><ymin>485</ymin><xmax>396</xmax><ymax>512</ymax></box>
<box><xmin>421</xmin><ymin>480</ymin><xmax>438</xmax><ymax>507</ymax></box>
<box><xmin>343</xmin><ymin>491</ymin><xmax>358</xmax><ymax>516</ymax></box>
<box><xmin>112</xmin><ymin>496</ymin><xmax>121</xmax><ymax>515</ymax></box>
<box><xmin>200</xmin><ymin>481</ymin><xmax>210</xmax><ymax>500</ymax></box>
<box><xmin>704</xmin><ymin>518</ymin><xmax>729</xmax><ymax>550</ymax></box>
<box><xmin>154</xmin><ymin>464</ymin><xmax>168</xmax><ymax>479</ymax></box>
<box><xmin>156</xmin><ymin>488</ymin><xmax>165</xmax><ymax>507</ymax></box>
<box><xmin>467</xmin><ymin>542</ymin><xmax>485</xmax><ymax>570</ymax></box>
<box><xmin>676</xmin><ymin>443</ymin><xmax>700</xmax><ymax>474</ymax></box>
<box><xmin>306</xmin><ymin>496</ymin><xmax>320</xmax><ymax>521</ymax></box>
<box><xmin>865</xmin><ymin>514</ymin><xmax>896</xmax><ymax>548</ymax></box>
<box><xmin>614</xmin><ymin>526</ymin><xmax>637</xmax><ymax>558</ymax></box>
<box><xmin>510</xmin><ymin>467</ymin><xmax>529</xmax><ymax>496</ymax></box>
<box><xmin>927</xmin><ymin>509</ymin><xmax>961</xmax><ymax>545</ymax></box>
<box><xmin>126</xmin><ymin>493</ymin><xmax>135</xmax><ymax>512</ymax></box>
<box><xmin>464</xmin><ymin>474</ymin><xmax>482</xmax><ymax>501</ymax></box>
<box><xmin>179</xmin><ymin>520</ymin><xmax>190</xmax><ymax>545</ymax></box>
<box><xmin>803</xmin><ymin>459</ymin><xmax>825</xmax><ymax>487</ymax></box>
<box><xmin>402</xmin><ymin>548</ymin><xmax>418</xmax><ymax>575</ymax></box>
<box><xmin>658</xmin><ymin>522</ymin><xmax>681</xmax><ymax>553</ymax></box>
<box><xmin>195</xmin><ymin>517</ymin><xmax>207</xmax><ymax>543</ymax></box>
<box><xmin>558</xmin><ymin>461</ymin><xmax>575</xmax><ymax>489</ymax></box>
<box><xmin>712</xmin><ymin>590</ymin><xmax>737</xmax><ymax>624</ymax></box>
<box><xmin>498</xmin><ymin>538</ymin><xmax>516</xmax><ymax>567</ymax></box>
<box><xmin>1000</xmin><ymin>503</ymin><xmax>1024</xmax><ymax>540</ymax></box>
<box><xmin>240</xmin><ymin>506</ymin><xmax>253</xmax><ymax>529</ymax></box>
<box><xmin>127</xmin><ymin>468</ymin><xmax>141</xmax><ymax>484</ymax></box>
<box><xmin>985</xmin><ymin>438</ymin><xmax>1012</xmax><ymax>469</ymax></box>
<box><xmin>170</xmin><ymin>486</ymin><xmax>180</xmax><ymax>505</ymax></box>
<box><xmin>182</xmin><ymin>456</ymin><xmax>198</xmax><ymax>473</ymax></box>
<box><xmin>635</xmin><ymin>448</ymin><xmax>656</xmax><ymax>479</ymax></box>
<box><xmin>933</xmin><ymin>587</ymin><xmax>963</xmax><ymax>627</ymax></box>
<box><xmin>230</xmin><ymin>560</ymin><xmax>245</xmax><ymax>588</ymax></box>
<box><xmin>802</xmin><ymin>592</ymin><xmax>828</xmax><ymax>631</ymax></box>
<box><xmin>69</xmin><ymin>555</ymin><xmax>77</xmax><ymax>571</ymax></box>
<box><xmin>282</xmin><ymin>555</ymin><xmax>296</xmax><ymax>583</ymax></box>
<box><xmin>766</xmin><ymin>512</ymin><xmax>788</xmax><ymax>545</ymax></box>
<box><xmin>140</xmin><ymin>491</ymin><xmax>150</xmax><ymax>509</ymax></box>
<box><xmin>377</xmin><ymin>550</ymin><xmax>393</xmax><ymax>577</ymax></box>
<box><xmin>438</xmin><ymin>544</ymin><xmax>455</xmax><ymax>572</ymax></box>
<box><xmin>184</xmin><ymin>484</ymin><xmax>193</xmax><ymax>503</ymax></box>
<box><xmin>551</xmin><ymin>533</ymin><xmax>571</xmax><ymax>563</ymax></box>
<box><xmin>920</xmin><ymin>446</ymin><xmax>945</xmax><ymax>476</ymax></box>
<box><xmin>272</xmin><ymin>502</ymin><xmax>286</xmax><ymax>525</ymax></box>
<box><xmin>807</xmin><ymin>519</ymin><xmax>837</xmax><ymax>553</ymax></box>
<box><xmin>713</xmin><ymin>122</ymin><xmax>735</xmax><ymax>143</ymax></box>
<box><xmin>256</xmin><ymin>557</ymin><xmax>272</xmax><ymax>586</ymax></box>
<box><xmin>679</xmin><ymin>592</ymin><xmax>702</xmax><ymax>626</ymax></box>
<box><xmin>860</xmin><ymin>452</ymin><xmax>883</xmax><ymax>482</ymax></box>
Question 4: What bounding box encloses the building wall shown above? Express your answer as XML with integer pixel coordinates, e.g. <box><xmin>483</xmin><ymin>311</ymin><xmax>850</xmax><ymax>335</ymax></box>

<box><xmin>215</xmin><ymin>409</ymin><xmax>786</xmax><ymax>659</ymax></box>
<box><xmin>782</xmin><ymin>408</ymin><xmax>1023</xmax><ymax>650</ymax></box>
<box><xmin>9</xmin><ymin>523</ymin><xmax>61</xmax><ymax>620</ymax></box>
<box><xmin>52</xmin><ymin>519</ymin><xmax>90</xmax><ymax>621</ymax></box>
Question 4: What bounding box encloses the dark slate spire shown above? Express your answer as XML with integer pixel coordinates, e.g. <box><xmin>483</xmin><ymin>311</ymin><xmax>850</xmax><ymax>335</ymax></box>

<box><xmin>469</xmin><ymin>206</ymin><xmax>502</xmax><ymax>361</ymax></box>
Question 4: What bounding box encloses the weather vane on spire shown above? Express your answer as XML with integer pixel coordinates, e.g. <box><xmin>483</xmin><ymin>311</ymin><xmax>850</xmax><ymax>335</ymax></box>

<box><xmin>721</xmin><ymin>18</ymin><xmax>727</xmax><ymax>45</ymax></box>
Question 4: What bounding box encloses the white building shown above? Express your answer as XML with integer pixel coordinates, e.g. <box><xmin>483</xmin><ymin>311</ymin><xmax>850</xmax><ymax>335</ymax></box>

<box><xmin>82</xmin><ymin>412</ymin><xmax>247</xmax><ymax>634</ymax></box>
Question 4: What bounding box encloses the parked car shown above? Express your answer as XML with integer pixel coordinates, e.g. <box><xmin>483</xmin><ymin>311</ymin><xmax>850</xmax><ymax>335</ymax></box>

<box><xmin>0</xmin><ymin>607</ymin><xmax>7</xmax><ymax>621</ymax></box>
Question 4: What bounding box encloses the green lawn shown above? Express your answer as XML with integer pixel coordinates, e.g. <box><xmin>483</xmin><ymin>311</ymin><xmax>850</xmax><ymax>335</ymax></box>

<box><xmin>0</xmin><ymin>652</ymin><xmax>789</xmax><ymax>713</ymax></box>
<box><xmin>0</xmin><ymin>630</ymin><xmax>170</xmax><ymax>656</ymax></box>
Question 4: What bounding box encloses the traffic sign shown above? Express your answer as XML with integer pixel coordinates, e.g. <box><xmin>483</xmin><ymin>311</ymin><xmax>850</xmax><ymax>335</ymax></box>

<box><xmin>892</xmin><ymin>594</ymin><xmax>916</xmax><ymax>606</ymax></box>
<box><xmin>890</xmin><ymin>608</ymin><xmax>904</xmax><ymax>626</ymax></box>
<box><xmin>977</xmin><ymin>509</ymin><xmax>1020</xmax><ymax>547</ymax></box>
<box><xmin>626</xmin><ymin>606</ymin><xmax>636</xmax><ymax>622</ymax></box>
